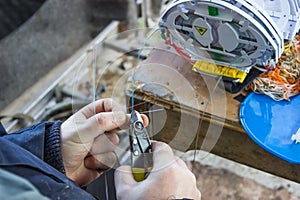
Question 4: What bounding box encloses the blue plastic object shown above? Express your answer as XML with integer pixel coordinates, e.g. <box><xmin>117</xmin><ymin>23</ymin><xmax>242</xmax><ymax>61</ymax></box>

<box><xmin>240</xmin><ymin>92</ymin><xmax>300</xmax><ymax>164</ymax></box>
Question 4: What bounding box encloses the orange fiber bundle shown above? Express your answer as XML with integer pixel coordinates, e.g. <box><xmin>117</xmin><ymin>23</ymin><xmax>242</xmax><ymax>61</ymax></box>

<box><xmin>249</xmin><ymin>37</ymin><xmax>300</xmax><ymax>101</ymax></box>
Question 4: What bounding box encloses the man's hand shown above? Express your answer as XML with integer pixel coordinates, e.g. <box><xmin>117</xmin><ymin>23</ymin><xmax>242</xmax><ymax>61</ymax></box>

<box><xmin>115</xmin><ymin>141</ymin><xmax>201</xmax><ymax>200</ymax></box>
<box><xmin>60</xmin><ymin>98</ymin><xmax>128</xmax><ymax>186</ymax></box>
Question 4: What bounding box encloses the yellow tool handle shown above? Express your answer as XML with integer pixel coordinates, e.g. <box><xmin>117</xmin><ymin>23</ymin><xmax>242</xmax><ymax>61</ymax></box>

<box><xmin>132</xmin><ymin>167</ymin><xmax>153</xmax><ymax>182</ymax></box>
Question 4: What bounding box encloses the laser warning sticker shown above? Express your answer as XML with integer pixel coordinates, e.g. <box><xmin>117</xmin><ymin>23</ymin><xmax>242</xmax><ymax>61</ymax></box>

<box><xmin>195</xmin><ymin>26</ymin><xmax>207</xmax><ymax>36</ymax></box>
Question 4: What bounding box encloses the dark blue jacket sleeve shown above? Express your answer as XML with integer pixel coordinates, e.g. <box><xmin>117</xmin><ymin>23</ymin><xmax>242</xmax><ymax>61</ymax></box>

<box><xmin>2</xmin><ymin>121</ymin><xmax>65</xmax><ymax>173</ymax></box>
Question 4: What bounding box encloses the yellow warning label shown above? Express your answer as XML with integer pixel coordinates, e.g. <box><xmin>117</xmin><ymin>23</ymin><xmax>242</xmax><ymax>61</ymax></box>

<box><xmin>195</xmin><ymin>26</ymin><xmax>207</xmax><ymax>36</ymax></box>
<box><xmin>192</xmin><ymin>61</ymin><xmax>247</xmax><ymax>83</ymax></box>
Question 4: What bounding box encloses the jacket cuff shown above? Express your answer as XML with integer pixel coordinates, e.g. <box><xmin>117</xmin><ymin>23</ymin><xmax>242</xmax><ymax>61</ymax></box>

<box><xmin>44</xmin><ymin>121</ymin><xmax>65</xmax><ymax>174</ymax></box>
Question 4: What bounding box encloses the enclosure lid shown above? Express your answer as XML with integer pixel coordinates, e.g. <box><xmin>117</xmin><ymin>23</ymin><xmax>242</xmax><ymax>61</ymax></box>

<box><xmin>240</xmin><ymin>92</ymin><xmax>300</xmax><ymax>163</ymax></box>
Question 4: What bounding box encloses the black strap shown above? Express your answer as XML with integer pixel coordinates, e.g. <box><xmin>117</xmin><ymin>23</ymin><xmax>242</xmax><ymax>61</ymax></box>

<box><xmin>234</xmin><ymin>93</ymin><xmax>247</xmax><ymax>103</ymax></box>
<box><xmin>0</xmin><ymin>121</ymin><xmax>7</xmax><ymax>136</ymax></box>
<box><xmin>222</xmin><ymin>67</ymin><xmax>263</xmax><ymax>94</ymax></box>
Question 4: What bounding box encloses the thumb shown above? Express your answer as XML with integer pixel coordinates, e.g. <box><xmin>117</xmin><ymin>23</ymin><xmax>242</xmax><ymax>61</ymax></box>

<box><xmin>91</xmin><ymin>111</ymin><xmax>127</xmax><ymax>132</ymax></box>
<box><xmin>76</xmin><ymin>111</ymin><xmax>127</xmax><ymax>142</ymax></box>
<box><xmin>114</xmin><ymin>165</ymin><xmax>136</xmax><ymax>188</ymax></box>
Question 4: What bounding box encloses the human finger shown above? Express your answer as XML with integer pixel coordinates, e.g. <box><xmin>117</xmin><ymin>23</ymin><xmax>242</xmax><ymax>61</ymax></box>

<box><xmin>89</xmin><ymin>133</ymin><xmax>119</xmax><ymax>155</ymax></box>
<box><xmin>71</xmin><ymin>111</ymin><xmax>124</xmax><ymax>143</ymax></box>
<box><xmin>84</xmin><ymin>152</ymin><xmax>117</xmax><ymax>171</ymax></box>
<box><xmin>141</xmin><ymin>114</ymin><xmax>149</xmax><ymax>127</ymax></box>
<box><xmin>174</xmin><ymin>157</ymin><xmax>189</xmax><ymax>169</ymax></box>
<box><xmin>80</xmin><ymin>98</ymin><xmax>124</xmax><ymax>119</ymax></box>
<box><xmin>80</xmin><ymin>111</ymin><xmax>126</xmax><ymax>140</ymax></box>
<box><xmin>151</xmin><ymin>141</ymin><xmax>176</xmax><ymax>171</ymax></box>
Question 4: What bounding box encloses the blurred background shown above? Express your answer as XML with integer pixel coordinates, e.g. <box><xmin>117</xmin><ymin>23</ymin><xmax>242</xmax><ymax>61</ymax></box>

<box><xmin>0</xmin><ymin>0</ymin><xmax>299</xmax><ymax>199</ymax></box>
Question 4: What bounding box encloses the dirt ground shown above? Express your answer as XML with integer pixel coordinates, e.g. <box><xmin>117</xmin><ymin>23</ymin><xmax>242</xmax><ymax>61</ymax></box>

<box><xmin>187</xmin><ymin>162</ymin><xmax>300</xmax><ymax>200</ymax></box>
